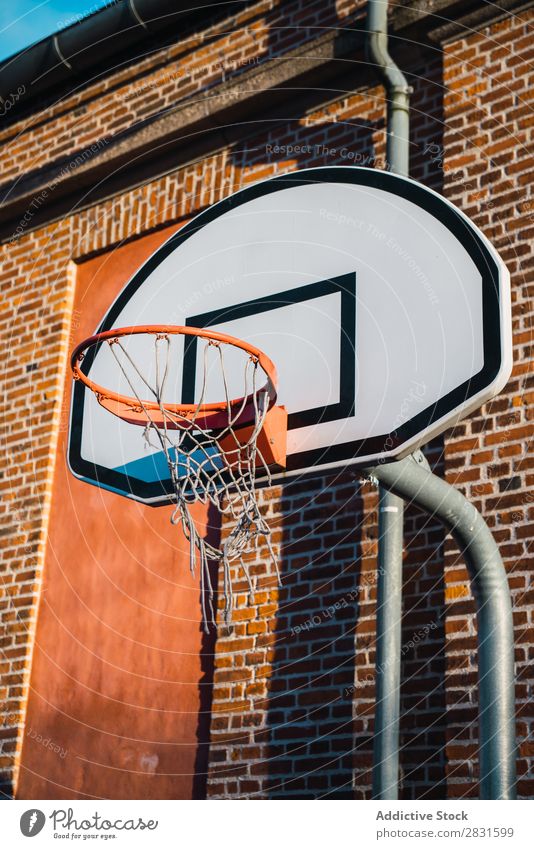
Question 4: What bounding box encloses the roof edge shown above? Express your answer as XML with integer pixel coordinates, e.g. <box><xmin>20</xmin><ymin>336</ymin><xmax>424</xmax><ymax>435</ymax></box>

<box><xmin>0</xmin><ymin>0</ymin><xmax>251</xmax><ymax>109</ymax></box>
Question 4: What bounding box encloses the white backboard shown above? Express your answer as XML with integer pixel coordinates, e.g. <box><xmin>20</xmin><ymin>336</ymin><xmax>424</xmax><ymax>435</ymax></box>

<box><xmin>68</xmin><ymin>166</ymin><xmax>512</xmax><ymax>504</ymax></box>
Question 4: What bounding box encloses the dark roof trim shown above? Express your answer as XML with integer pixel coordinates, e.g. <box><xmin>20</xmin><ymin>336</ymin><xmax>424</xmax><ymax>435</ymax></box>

<box><xmin>0</xmin><ymin>0</ymin><xmax>250</xmax><ymax>108</ymax></box>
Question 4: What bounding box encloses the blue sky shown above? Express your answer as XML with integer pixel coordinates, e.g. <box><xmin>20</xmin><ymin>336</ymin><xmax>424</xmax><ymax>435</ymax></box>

<box><xmin>0</xmin><ymin>1</ymin><xmax>112</xmax><ymax>62</ymax></box>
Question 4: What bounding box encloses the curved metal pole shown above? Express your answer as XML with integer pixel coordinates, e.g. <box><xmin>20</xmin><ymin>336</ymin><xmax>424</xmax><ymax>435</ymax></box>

<box><xmin>372</xmin><ymin>488</ymin><xmax>403</xmax><ymax>799</ymax></box>
<box><xmin>366</xmin><ymin>452</ymin><xmax>517</xmax><ymax>800</ymax></box>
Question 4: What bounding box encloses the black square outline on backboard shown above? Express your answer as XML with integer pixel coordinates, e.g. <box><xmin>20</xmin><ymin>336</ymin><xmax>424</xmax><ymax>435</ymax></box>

<box><xmin>182</xmin><ymin>272</ymin><xmax>356</xmax><ymax>430</ymax></box>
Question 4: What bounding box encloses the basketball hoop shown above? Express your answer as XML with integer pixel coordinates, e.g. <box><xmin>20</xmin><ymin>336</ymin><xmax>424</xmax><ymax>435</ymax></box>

<box><xmin>71</xmin><ymin>325</ymin><xmax>286</xmax><ymax>630</ymax></box>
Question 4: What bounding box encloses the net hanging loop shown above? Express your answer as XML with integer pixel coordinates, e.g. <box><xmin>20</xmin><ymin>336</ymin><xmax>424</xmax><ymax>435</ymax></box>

<box><xmin>71</xmin><ymin>325</ymin><xmax>286</xmax><ymax>631</ymax></box>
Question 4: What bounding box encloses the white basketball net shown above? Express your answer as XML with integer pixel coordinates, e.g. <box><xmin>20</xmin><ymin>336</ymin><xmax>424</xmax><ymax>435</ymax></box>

<box><xmin>106</xmin><ymin>332</ymin><xmax>279</xmax><ymax>631</ymax></box>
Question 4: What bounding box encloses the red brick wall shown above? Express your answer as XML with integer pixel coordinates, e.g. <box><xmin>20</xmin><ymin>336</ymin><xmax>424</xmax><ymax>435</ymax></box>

<box><xmin>0</xmin><ymin>0</ymin><xmax>532</xmax><ymax>799</ymax></box>
<box><xmin>0</xmin><ymin>223</ymin><xmax>75</xmax><ymax>796</ymax></box>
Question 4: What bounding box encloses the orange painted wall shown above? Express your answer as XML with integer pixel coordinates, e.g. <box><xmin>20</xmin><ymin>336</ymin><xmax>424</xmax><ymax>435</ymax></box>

<box><xmin>17</xmin><ymin>225</ymin><xmax>216</xmax><ymax>799</ymax></box>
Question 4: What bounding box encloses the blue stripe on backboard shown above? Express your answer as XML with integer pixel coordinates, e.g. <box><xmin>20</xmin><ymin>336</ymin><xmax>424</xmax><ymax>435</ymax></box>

<box><xmin>112</xmin><ymin>447</ymin><xmax>223</xmax><ymax>483</ymax></box>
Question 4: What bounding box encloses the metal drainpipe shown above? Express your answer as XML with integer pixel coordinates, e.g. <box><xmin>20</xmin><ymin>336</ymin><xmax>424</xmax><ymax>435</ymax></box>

<box><xmin>372</xmin><ymin>484</ymin><xmax>404</xmax><ymax>799</ymax></box>
<box><xmin>366</xmin><ymin>0</ymin><xmax>411</xmax><ymax>176</ymax></box>
<box><xmin>366</xmin><ymin>0</ymin><xmax>411</xmax><ymax>800</ymax></box>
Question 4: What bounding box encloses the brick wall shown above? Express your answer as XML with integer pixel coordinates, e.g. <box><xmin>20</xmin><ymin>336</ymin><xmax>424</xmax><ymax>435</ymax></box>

<box><xmin>0</xmin><ymin>0</ymin><xmax>532</xmax><ymax>798</ymax></box>
<box><xmin>0</xmin><ymin>226</ymin><xmax>76</xmax><ymax>795</ymax></box>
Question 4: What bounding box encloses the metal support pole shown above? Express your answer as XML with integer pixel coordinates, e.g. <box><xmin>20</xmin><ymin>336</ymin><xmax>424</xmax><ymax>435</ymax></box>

<box><xmin>366</xmin><ymin>453</ymin><xmax>517</xmax><ymax>800</ymax></box>
<box><xmin>372</xmin><ymin>488</ymin><xmax>403</xmax><ymax>799</ymax></box>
